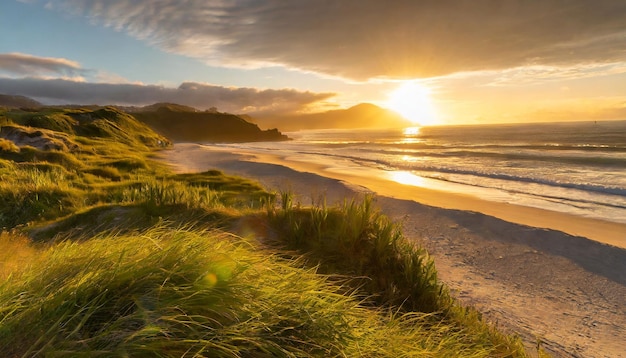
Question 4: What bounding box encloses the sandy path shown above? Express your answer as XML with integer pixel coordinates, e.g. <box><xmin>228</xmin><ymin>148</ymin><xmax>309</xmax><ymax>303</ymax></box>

<box><xmin>157</xmin><ymin>143</ymin><xmax>626</xmax><ymax>358</ymax></box>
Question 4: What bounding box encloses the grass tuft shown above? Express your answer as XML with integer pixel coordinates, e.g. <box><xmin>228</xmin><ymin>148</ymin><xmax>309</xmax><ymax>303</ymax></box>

<box><xmin>268</xmin><ymin>194</ymin><xmax>448</xmax><ymax>313</ymax></box>
<box><xmin>267</xmin><ymin>193</ymin><xmax>528</xmax><ymax>356</ymax></box>
<box><xmin>0</xmin><ymin>138</ymin><xmax>19</xmax><ymax>153</ymax></box>
<box><xmin>119</xmin><ymin>179</ymin><xmax>223</xmax><ymax>211</ymax></box>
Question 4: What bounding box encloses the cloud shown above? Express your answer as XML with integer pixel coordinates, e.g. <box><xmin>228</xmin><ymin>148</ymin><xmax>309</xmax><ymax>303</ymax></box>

<box><xmin>525</xmin><ymin>98</ymin><xmax>626</xmax><ymax>122</ymax></box>
<box><xmin>0</xmin><ymin>52</ymin><xmax>84</xmax><ymax>78</ymax></box>
<box><xmin>92</xmin><ymin>70</ymin><xmax>140</xmax><ymax>84</ymax></box>
<box><xmin>485</xmin><ymin>62</ymin><xmax>626</xmax><ymax>86</ymax></box>
<box><xmin>0</xmin><ymin>77</ymin><xmax>335</xmax><ymax>114</ymax></box>
<box><xmin>423</xmin><ymin>61</ymin><xmax>626</xmax><ymax>93</ymax></box>
<box><xmin>41</xmin><ymin>0</ymin><xmax>626</xmax><ymax>80</ymax></box>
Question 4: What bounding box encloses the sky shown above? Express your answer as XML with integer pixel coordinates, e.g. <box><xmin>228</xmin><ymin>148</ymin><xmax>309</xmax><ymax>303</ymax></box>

<box><xmin>1</xmin><ymin>0</ymin><xmax>626</xmax><ymax>126</ymax></box>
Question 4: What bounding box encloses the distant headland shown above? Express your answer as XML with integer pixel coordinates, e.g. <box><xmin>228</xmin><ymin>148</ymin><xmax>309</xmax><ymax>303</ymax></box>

<box><xmin>0</xmin><ymin>95</ymin><xmax>289</xmax><ymax>143</ymax></box>
<box><xmin>0</xmin><ymin>94</ymin><xmax>414</xmax><ymax>138</ymax></box>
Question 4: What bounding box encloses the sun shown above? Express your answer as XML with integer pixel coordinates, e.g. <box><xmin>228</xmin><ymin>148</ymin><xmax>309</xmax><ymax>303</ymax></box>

<box><xmin>385</xmin><ymin>81</ymin><xmax>439</xmax><ymax>126</ymax></box>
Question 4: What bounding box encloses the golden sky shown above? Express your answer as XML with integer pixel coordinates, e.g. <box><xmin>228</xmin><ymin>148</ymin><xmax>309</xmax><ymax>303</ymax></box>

<box><xmin>1</xmin><ymin>1</ymin><xmax>626</xmax><ymax>125</ymax></box>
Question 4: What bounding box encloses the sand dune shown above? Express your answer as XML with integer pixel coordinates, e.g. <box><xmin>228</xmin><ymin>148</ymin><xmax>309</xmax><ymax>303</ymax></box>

<box><xmin>158</xmin><ymin>143</ymin><xmax>626</xmax><ymax>358</ymax></box>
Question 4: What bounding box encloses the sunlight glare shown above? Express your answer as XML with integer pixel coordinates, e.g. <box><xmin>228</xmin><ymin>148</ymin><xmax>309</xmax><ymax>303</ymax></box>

<box><xmin>386</xmin><ymin>81</ymin><xmax>439</xmax><ymax>126</ymax></box>
<box><xmin>389</xmin><ymin>171</ymin><xmax>426</xmax><ymax>187</ymax></box>
<box><xmin>403</xmin><ymin>126</ymin><xmax>420</xmax><ymax>136</ymax></box>
<box><xmin>400</xmin><ymin>126</ymin><xmax>424</xmax><ymax>144</ymax></box>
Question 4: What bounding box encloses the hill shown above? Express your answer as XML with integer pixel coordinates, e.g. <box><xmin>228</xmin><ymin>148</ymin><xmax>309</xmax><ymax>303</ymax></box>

<box><xmin>1</xmin><ymin>106</ymin><xmax>169</xmax><ymax>150</ymax></box>
<box><xmin>132</xmin><ymin>104</ymin><xmax>290</xmax><ymax>142</ymax></box>
<box><xmin>0</xmin><ymin>105</ymin><xmax>532</xmax><ymax>357</ymax></box>
<box><xmin>0</xmin><ymin>107</ymin><xmax>169</xmax><ymax>150</ymax></box>
<box><xmin>0</xmin><ymin>94</ymin><xmax>42</xmax><ymax>109</ymax></box>
<box><xmin>251</xmin><ymin>103</ymin><xmax>413</xmax><ymax>131</ymax></box>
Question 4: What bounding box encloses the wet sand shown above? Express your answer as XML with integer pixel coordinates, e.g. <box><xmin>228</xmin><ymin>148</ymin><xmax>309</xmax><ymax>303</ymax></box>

<box><xmin>158</xmin><ymin>143</ymin><xmax>626</xmax><ymax>358</ymax></box>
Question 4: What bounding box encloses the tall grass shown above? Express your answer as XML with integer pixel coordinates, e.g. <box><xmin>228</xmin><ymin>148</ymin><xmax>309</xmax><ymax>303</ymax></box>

<box><xmin>0</xmin><ymin>138</ymin><xmax>19</xmax><ymax>152</ymax></box>
<box><xmin>267</xmin><ymin>193</ymin><xmax>528</xmax><ymax>357</ymax></box>
<box><xmin>0</xmin><ymin>231</ymin><xmax>38</xmax><ymax>280</ymax></box>
<box><xmin>268</xmin><ymin>195</ymin><xmax>449</xmax><ymax>313</ymax></box>
<box><xmin>0</xmin><ymin>227</ymin><xmax>501</xmax><ymax>357</ymax></box>
<box><xmin>119</xmin><ymin>179</ymin><xmax>222</xmax><ymax>210</ymax></box>
<box><xmin>0</xmin><ymin>143</ymin><xmax>267</xmax><ymax>230</ymax></box>
<box><xmin>0</xmin><ymin>166</ymin><xmax>82</xmax><ymax>229</ymax></box>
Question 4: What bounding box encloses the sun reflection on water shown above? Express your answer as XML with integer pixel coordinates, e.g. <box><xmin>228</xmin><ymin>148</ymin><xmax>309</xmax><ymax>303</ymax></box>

<box><xmin>404</xmin><ymin>126</ymin><xmax>420</xmax><ymax>136</ymax></box>
<box><xmin>389</xmin><ymin>171</ymin><xmax>426</xmax><ymax>187</ymax></box>
<box><xmin>401</xmin><ymin>127</ymin><xmax>423</xmax><ymax>144</ymax></box>
<box><xmin>401</xmin><ymin>155</ymin><xmax>417</xmax><ymax>162</ymax></box>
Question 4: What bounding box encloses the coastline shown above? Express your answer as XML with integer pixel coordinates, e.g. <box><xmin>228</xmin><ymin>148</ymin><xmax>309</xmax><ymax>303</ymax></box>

<box><xmin>256</xmin><ymin>153</ymin><xmax>626</xmax><ymax>250</ymax></box>
<box><xmin>158</xmin><ymin>143</ymin><xmax>626</xmax><ymax>357</ymax></box>
<box><xmin>163</xmin><ymin>143</ymin><xmax>626</xmax><ymax>249</ymax></box>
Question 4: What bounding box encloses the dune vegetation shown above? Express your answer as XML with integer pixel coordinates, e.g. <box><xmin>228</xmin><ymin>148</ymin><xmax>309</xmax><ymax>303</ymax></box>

<box><xmin>0</xmin><ymin>107</ymin><xmax>543</xmax><ymax>356</ymax></box>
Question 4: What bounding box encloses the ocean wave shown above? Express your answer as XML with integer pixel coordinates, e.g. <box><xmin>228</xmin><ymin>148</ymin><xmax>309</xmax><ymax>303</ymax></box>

<box><xmin>316</xmin><ymin>141</ymin><xmax>626</xmax><ymax>152</ymax></box>
<box><xmin>219</xmin><ymin>122</ymin><xmax>626</xmax><ymax>224</ymax></box>
<box><xmin>413</xmin><ymin>172</ymin><xmax>626</xmax><ymax>210</ymax></box>
<box><xmin>394</xmin><ymin>161</ymin><xmax>626</xmax><ymax>198</ymax></box>
<box><xmin>294</xmin><ymin>150</ymin><xmax>626</xmax><ymax>198</ymax></box>
<box><xmin>354</xmin><ymin>147</ymin><xmax>626</xmax><ymax>167</ymax></box>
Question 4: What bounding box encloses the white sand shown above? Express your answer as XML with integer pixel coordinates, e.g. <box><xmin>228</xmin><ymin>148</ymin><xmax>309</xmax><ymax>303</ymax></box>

<box><xmin>158</xmin><ymin>143</ymin><xmax>626</xmax><ymax>358</ymax></box>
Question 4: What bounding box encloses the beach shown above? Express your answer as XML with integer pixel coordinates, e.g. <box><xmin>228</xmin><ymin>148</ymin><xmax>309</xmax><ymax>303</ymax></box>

<box><xmin>159</xmin><ymin>143</ymin><xmax>626</xmax><ymax>358</ymax></box>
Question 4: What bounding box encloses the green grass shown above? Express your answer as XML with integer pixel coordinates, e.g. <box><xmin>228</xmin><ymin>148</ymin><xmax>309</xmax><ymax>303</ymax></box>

<box><xmin>0</xmin><ymin>109</ymin><xmax>265</xmax><ymax>230</ymax></box>
<box><xmin>0</xmin><ymin>164</ymin><xmax>83</xmax><ymax>229</ymax></box>
<box><xmin>2</xmin><ymin>107</ymin><xmax>170</xmax><ymax>150</ymax></box>
<box><xmin>83</xmin><ymin>165</ymin><xmax>124</xmax><ymax>181</ymax></box>
<box><xmin>0</xmin><ymin>227</ymin><xmax>520</xmax><ymax>357</ymax></box>
<box><xmin>0</xmin><ymin>138</ymin><xmax>19</xmax><ymax>152</ymax></box>
<box><xmin>0</xmin><ymin>106</ymin><xmax>543</xmax><ymax>357</ymax></box>
<box><xmin>267</xmin><ymin>195</ymin><xmax>447</xmax><ymax>312</ymax></box>
<box><xmin>266</xmin><ymin>194</ymin><xmax>528</xmax><ymax>356</ymax></box>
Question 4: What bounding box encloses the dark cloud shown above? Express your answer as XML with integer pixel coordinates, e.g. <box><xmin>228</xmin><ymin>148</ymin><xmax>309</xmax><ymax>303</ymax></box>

<box><xmin>0</xmin><ymin>77</ymin><xmax>334</xmax><ymax>114</ymax></box>
<box><xmin>0</xmin><ymin>52</ymin><xmax>84</xmax><ymax>77</ymax></box>
<box><xmin>47</xmin><ymin>0</ymin><xmax>626</xmax><ymax>79</ymax></box>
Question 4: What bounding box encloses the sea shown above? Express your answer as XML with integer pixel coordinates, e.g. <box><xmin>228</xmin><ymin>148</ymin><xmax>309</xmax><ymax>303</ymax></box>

<box><xmin>213</xmin><ymin>120</ymin><xmax>626</xmax><ymax>225</ymax></box>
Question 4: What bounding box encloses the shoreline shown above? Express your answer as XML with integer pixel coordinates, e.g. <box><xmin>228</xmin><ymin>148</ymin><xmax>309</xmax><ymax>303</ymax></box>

<box><xmin>257</xmin><ymin>152</ymin><xmax>626</xmax><ymax>250</ymax></box>
<box><xmin>165</xmin><ymin>143</ymin><xmax>626</xmax><ymax>249</ymax></box>
<box><xmin>157</xmin><ymin>143</ymin><xmax>626</xmax><ymax>357</ymax></box>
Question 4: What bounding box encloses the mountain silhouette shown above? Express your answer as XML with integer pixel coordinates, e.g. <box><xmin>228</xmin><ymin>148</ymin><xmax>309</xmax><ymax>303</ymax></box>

<box><xmin>250</xmin><ymin>103</ymin><xmax>413</xmax><ymax>131</ymax></box>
